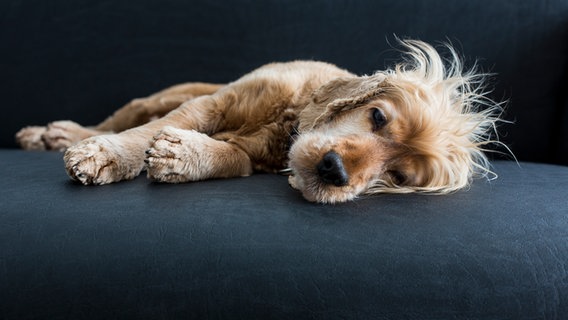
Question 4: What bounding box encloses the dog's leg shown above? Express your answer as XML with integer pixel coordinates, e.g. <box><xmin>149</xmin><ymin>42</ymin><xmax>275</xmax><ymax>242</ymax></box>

<box><xmin>145</xmin><ymin>126</ymin><xmax>253</xmax><ymax>183</ymax></box>
<box><xmin>93</xmin><ymin>83</ymin><xmax>224</xmax><ymax>132</ymax></box>
<box><xmin>64</xmin><ymin>95</ymin><xmax>228</xmax><ymax>185</ymax></box>
<box><xmin>16</xmin><ymin>83</ymin><xmax>223</xmax><ymax>151</ymax></box>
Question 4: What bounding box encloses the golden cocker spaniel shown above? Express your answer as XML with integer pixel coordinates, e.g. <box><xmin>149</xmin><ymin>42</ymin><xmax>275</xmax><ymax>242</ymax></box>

<box><xmin>16</xmin><ymin>40</ymin><xmax>505</xmax><ymax>203</ymax></box>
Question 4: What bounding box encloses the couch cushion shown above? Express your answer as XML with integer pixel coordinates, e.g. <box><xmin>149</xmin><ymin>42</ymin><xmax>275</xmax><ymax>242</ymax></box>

<box><xmin>1</xmin><ymin>149</ymin><xmax>567</xmax><ymax>319</ymax></box>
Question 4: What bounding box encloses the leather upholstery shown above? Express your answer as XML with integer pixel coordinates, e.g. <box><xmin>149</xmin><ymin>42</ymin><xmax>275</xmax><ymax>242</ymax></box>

<box><xmin>1</xmin><ymin>0</ymin><xmax>568</xmax><ymax>318</ymax></box>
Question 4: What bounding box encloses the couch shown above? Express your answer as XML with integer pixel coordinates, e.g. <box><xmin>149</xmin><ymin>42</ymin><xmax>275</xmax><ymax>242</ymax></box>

<box><xmin>1</xmin><ymin>0</ymin><xmax>567</xmax><ymax>319</ymax></box>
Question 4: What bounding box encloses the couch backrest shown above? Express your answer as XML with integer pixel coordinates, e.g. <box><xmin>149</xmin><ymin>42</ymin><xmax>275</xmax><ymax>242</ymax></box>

<box><xmin>2</xmin><ymin>0</ymin><xmax>567</xmax><ymax>165</ymax></box>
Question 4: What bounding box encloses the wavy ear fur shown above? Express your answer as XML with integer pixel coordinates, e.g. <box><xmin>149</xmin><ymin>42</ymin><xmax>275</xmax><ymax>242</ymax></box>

<box><xmin>298</xmin><ymin>74</ymin><xmax>386</xmax><ymax>132</ymax></box>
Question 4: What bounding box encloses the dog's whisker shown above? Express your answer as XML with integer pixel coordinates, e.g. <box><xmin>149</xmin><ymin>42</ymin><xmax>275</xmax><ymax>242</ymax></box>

<box><xmin>278</xmin><ymin>168</ymin><xmax>294</xmax><ymax>176</ymax></box>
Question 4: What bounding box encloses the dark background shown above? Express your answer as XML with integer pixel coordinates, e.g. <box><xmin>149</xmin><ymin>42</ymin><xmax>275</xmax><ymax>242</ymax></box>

<box><xmin>1</xmin><ymin>0</ymin><xmax>567</xmax><ymax>164</ymax></box>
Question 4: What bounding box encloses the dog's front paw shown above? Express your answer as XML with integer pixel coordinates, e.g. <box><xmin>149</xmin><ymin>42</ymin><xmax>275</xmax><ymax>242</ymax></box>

<box><xmin>64</xmin><ymin>136</ymin><xmax>140</xmax><ymax>185</ymax></box>
<box><xmin>16</xmin><ymin>126</ymin><xmax>47</xmax><ymax>150</ymax></box>
<box><xmin>145</xmin><ymin>127</ymin><xmax>211</xmax><ymax>183</ymax></box>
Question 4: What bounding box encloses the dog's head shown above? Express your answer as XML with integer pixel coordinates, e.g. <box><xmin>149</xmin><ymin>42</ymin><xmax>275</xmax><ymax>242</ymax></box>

<box><xmin>288</xmin><ymin>40</ymin><xmax>506</xmax><ymax>203</ymax></box>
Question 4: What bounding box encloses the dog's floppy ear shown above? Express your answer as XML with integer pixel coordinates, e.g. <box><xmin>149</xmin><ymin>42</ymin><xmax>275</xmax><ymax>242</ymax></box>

<box><xmin>298</xmin><ymin>74</ymin><xmax>386</xmax><ymax>132</ymax></box>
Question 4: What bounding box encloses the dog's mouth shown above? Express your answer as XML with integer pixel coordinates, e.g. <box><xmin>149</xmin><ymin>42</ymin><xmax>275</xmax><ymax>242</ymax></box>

<box><xmin>286</xmin><ymin>170</ymin><xmax>359</xmax><ymax>204</ymax></box>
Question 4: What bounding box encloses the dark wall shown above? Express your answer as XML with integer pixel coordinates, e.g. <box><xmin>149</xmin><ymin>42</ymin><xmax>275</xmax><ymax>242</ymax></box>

<box><xmin>1</xmin><ymin>0</ymin><xmax>567</xmax><ymax>164</ymax></box>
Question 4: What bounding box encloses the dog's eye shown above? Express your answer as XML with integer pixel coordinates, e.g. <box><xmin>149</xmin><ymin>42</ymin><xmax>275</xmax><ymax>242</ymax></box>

<box><xmin>387</xmin><ymin>170</ymin><xmax>406</xmax><ymax>185</ymax></box>
<box><xmin>371</xmin><ymin>108</ymin><xmax>387</xmax><ymax>130</ymax></box>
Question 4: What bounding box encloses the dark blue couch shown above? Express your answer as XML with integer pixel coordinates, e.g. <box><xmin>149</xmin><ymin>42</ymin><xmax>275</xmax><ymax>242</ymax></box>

<box><xmin>2</xmin><ymin>0</ymin><xmax>568</xmax><ymax>318</ymax></box>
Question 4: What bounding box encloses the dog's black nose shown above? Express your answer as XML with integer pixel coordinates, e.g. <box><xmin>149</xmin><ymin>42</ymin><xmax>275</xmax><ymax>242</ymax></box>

<box><xmin>317</xmin><ymin>151</ymin><xmax>349</xmax><ymax>186</ymax></box>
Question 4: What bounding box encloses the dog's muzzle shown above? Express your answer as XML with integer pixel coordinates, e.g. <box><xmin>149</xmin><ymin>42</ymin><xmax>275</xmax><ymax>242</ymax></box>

<box><xmin>317</xmin><ymin>151</ymin><xmax>349</xmax><ymax>187</ymax></box>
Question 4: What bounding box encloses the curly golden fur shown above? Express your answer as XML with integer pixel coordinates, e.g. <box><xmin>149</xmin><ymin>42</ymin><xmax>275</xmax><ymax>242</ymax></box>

<box><xmin>16</xmin><ymin>40</ymin><xmax>505</xmax><ymax>203</ymax></box>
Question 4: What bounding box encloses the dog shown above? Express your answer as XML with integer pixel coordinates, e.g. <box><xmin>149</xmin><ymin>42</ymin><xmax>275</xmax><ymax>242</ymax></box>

<box><xmin>16</xmin><ymin>40</ymin><xmax>505</xmax><ymax>203</ymax></box>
